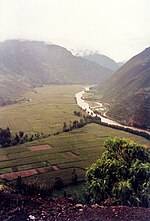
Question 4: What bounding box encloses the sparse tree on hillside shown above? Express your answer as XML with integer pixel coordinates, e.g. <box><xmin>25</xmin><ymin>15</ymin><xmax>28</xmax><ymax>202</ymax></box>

<box><xmin>14</xmin><ymin>134</ymin><xmax>20</xmax><ymax>144</ymax></box>
<box><xmin>63</xmin><ymin>122</ymin><xmax>68</xmax><ymax>132</ymax></box>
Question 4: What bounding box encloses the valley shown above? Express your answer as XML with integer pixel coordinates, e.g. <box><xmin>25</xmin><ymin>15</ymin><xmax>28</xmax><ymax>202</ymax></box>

<box><xmin>0</xmin><ymin>40</ymin><xmax>113</xmax><ymax>107</ymax></box>
<box><xmin>80</xmin><ymin>87</ymin><xmax>150</xmax><ymax>135</ymax></box>
<box><xmin>0</xmin><ymin>85</ymin><xmax>149</xmax><ymax>189</ymax></box>
<box><xmin>1</xmin><ymin>40</ymin><xmax>149</xmax><ymax>133</ymax></box>
<box><xmin>0</xmin><ymin>1</ymin><xmax>150</xmax><ymax>219</ymax></box>
<box><xmin>0</xmin><ymin>40</ymin><xmax>149</xmax><ymax>204</ymax></box>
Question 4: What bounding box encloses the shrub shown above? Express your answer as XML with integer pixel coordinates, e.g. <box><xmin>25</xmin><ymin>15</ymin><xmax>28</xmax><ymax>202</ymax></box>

<box><xmin>85</xmin><ymin>137</ymin><xmax>150</xmax><ymax>207</ymax></box>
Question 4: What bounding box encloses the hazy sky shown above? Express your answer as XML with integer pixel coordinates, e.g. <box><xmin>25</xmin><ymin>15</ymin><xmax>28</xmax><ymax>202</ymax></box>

<box><xmin>0</xmin><ymin>0</ymin><xmax>150</xmax><ymax>61</ymax></box>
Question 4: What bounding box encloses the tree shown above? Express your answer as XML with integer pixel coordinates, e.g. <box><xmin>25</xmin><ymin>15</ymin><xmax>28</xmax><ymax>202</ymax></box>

<box><xmin>14</xmin><ymin>133</ymin><xmax>20</xmax><ymax>144</ymax></box>
<box><xmin>63</xmin><ymin>122</ymin><xmax>68</xmax><ymax>132</ymax></box>
<box><xmin>24</xmin><ymin>134</ymin><xmax>28</xmax><ymax>142</ymax></box>
<box><xmin>73</xmin><ymin>120</ymin><xmax>78</xmax><ymax>129</ymax></box>
<box><xmin>72</xmin><ymin>169</ymin><xmax>78</xmax><ymax>184</ymax></box>
<box><xmin>0</xmin><ymin>127</ymin><xmax>11</xmax><ymax>147</ymax></box>
<box><xmin>85</xmin><ymin>137</ymin><xmax>150</xmax><ymax>207</ymax></box>
<box><xmin>16</xmin><ymin>176</ymin><xmax>23</xmax><ymax>192</ymax></box>
<box><xmin>19</xmin><ymin>131</ymin><xmax>24</xmax><ymax>138</ymax></box>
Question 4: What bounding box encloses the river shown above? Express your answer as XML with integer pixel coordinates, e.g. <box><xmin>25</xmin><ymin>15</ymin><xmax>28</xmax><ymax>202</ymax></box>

<box><xmin>75</xmin><ymin>87</ymin><xmax>150</xmax><ymax>135</ymax></box>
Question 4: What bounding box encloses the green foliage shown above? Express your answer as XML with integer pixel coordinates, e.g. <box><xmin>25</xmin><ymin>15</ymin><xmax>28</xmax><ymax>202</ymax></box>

<box><xmin>63</xmin><ymin>114</ymin><xmax>101</xmax><ymax>132</ymax></box>
<box><xmin>0</xmin><ymin>127</ymin><xmax>11</xmax><ymax>147</ymax></box>
<box><xmin>0</xmin><ymin>127</ymin><xmax>45</xmax><ymax>147</ymax></box>
<box><xmin>85</xmin><ymin>137</ymin><xmax>150</xmax><ymax>207</ymax></box>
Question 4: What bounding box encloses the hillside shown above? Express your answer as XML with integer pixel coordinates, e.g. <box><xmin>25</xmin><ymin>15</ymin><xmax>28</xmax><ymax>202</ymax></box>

<box><xmin>83</xmin><ymin>52</ymin><xmax>120</xmax><ymax>71</ymax></box>
<box><xmin>0</xmin><ymin>71</ymin><xmax>34</xmax><ymax>106</ymax></box>
<box><xmin>0</xmin><ymin>40</ymin><xmax>113</xmax><ymax>105</ymax></box>
<box><xmin>95</xmin><ymin>47</ymin><xmax>150</xmax><ymax>129</ymax></box>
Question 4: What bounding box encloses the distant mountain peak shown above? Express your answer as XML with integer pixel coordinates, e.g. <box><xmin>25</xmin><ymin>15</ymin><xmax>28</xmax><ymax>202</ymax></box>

<box><xmin>83</xmin><ymin>52</ymin><xmax>121</xmax><ymax>71</ymax></box>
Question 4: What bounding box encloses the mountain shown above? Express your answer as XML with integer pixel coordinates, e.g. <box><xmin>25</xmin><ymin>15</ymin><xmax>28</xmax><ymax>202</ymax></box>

<box><xmin>0</xmin><ymin>72</ymin><xmax>33</xmax><ymax>106</ymax></box>
<box><xmin>95</xmin><ymin>47</ymin><xmax>150</xmax><ymax>129</ymax></box>
<box><xmin>83</xmin><ymin>52</ymin><xmax>121</xmax><ymax>71</ymax></box>
<box><xmin>0</xmin><ymin>40</ymin><xmax>113</xmax><ymax>105</ymax></box>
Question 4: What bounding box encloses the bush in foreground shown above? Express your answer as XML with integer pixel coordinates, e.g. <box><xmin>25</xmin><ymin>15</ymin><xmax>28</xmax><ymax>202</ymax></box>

<box><xmin>85</xmin><ymin>137</ymin><xmax>150</xmax><ymax>207</ymax></box>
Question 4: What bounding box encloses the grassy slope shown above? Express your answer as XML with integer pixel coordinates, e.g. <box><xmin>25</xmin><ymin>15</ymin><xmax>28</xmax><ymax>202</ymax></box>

<box><xmin>0</xmin><ymin>85</ymin><xmax>149</xmax><ymax>185</ymax></box>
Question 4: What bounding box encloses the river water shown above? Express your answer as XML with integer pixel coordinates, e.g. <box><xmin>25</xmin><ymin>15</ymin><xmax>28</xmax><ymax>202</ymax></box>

<box><xmin>75</xmin><ymin>87</ymin><xmax>150</xmax><ymax>135</ymax></box>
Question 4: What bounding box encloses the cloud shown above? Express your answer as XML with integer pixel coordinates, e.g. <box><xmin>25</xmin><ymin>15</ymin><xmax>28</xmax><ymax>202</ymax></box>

<box><xmin>0</xmin><ymin>0</ymin><xmax>150</xmax><ymax>61</ymax></box>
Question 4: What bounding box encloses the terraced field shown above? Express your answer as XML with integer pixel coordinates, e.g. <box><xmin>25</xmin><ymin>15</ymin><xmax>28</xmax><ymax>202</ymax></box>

<box><xmin>0</xmin><ymin>123</ymin><xmax>149</xmax><ymax>185</ymax></box>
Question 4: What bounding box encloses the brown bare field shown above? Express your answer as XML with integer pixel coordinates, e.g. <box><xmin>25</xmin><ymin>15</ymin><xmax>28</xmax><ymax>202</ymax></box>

<box><xmin>63</xmin><ymin>151</ymin><xmax>77</xmax><ymax>157</ymax></box>
<box><xmin>51</xmin><ymin>165</ymin><xmax>60</xmax><ymax>171</ymax></box>
<box><xmin>0</xmin><ymin>164</ymin><xmax>61</xmax><ymax>181</ymax></box>
<box><xmin>28</xmin><ymin>144</ymin><xmax>52</xmax><ymax>151</ymax></box>
<box><xmin>0</xmin><ymin>169</ymin><xmax>37</xmax><ymax>181</ymax></box>
<box><xmin>36</xmin><ymin>166</ymin><xmax>52</xmax><ymax>173</ymax></box>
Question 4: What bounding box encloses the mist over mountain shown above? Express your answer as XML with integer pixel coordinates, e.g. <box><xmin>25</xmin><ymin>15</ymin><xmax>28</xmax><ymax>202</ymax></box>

<box><xmin>95</xmin><ymin>47</ymin><xmax>150</xmax><ymax>129</ymax></box>
<box><xmin>0</xmin><ymin>40</ymin><xmax>113</xmax><ymax>105</ymax></box>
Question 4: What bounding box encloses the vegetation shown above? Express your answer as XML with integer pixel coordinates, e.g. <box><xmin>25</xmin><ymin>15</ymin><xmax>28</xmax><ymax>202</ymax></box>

<box><xmin>93</xmin><ymin>47</ymin><xmax>150</xmax><ymax>129</ymax></box>
<box><xmin>1</xmin><ymin>109</ymin><xmax>149</xmax><ymax>148</ymax></box>
<box><xmin>0</xmin><ymin>124</ymin><xmax>149</xmax><ymax>187</ymax></box>
<box><xmin>13</xmin><ymin>175</ymin><xmax>64</xmax><ymax>198</ymax></box>
<box><xmin>0</xmin><ymin>85</ymin><xmax>84</xmax><ymax>134</ymax></box>
<box><xmin>63</xmin><ymin>113</ymin><xmax>101</xmax><ymax>132</ymax></box>
<box><xmin>96</xmin><ymin>121</ymin><xmax>150</xmax><ymax>140</ymax></box>
<box><xmin>0</xmin><ymin>127</ymin><xmax>46</xmax><ymax>147</ymax></box>
<box><xmin>85</xmin><ymin>138</ymin><xmax>150</xmax><ymax>207</ymax></box>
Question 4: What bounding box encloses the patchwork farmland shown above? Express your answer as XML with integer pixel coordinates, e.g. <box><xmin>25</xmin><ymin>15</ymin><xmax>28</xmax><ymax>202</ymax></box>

<box><xmin>0</xmin><ymin>85</ymin><xmax>149</xmax><ymax>186</ymax></box>
<box><xmin>0</xmin><ymin>123</ymin><xmax>150</xmax><ymax>185</ymax></box>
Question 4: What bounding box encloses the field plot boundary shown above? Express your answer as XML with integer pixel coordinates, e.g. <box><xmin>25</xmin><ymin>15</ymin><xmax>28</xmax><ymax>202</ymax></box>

<box><xmin>0</xmin><ymin>122</ymin><xmax>149</xmax><ymax>184</ymax></box>
<box><xmin>62</xmin><ymin>151</ymin><xmax>78</xmax><ymax>157</ymax></box>
<box><xmin>28</xmin><ymin>144</ymin><xmax>52</xmax><ymax>151</ymax></box>
<box><xmin>0</xmin><ymin>165</ymin><xmax>86</xmax><ymax>181</ymax></box>
<box><xmin>0</xmin><ymin>165</ymin><xmax>60</xmax><ymax>181</ymax></box>
<box><xmin>0</xmin><ymin>169</ymin><xmax>38</xmax><ymax>181</ymax></box>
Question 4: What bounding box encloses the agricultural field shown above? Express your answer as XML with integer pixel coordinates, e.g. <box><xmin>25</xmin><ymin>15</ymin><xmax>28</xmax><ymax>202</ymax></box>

<box><xmin>0</xmin><ymin>85</ymin><xmax>83</xmax><ymax>135</ymax></box>
<box><xmin>0</xmin><ymin>123</ymin><xmax>149</xmax><ymax>185</ymax></box>
<box><xmin>0</xmin><ymin>85</ymin><xmax>149</xmax><ymax>187</ymax></box>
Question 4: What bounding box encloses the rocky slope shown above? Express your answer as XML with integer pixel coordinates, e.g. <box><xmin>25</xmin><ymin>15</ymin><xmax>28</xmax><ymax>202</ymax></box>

<box><xmin>0</xmin><ymin>191</ymin><xmax>150</xmax><ymax>221</ymax></box>
<box><xmin>0</xmin><ymin>40</ymin><xmax>113</xmax><ymax>105</ymax></box>
<box><xmin>95</xmin><ymin>47</ymin><xmax>150</xmax><ymax>129</ymax></box>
